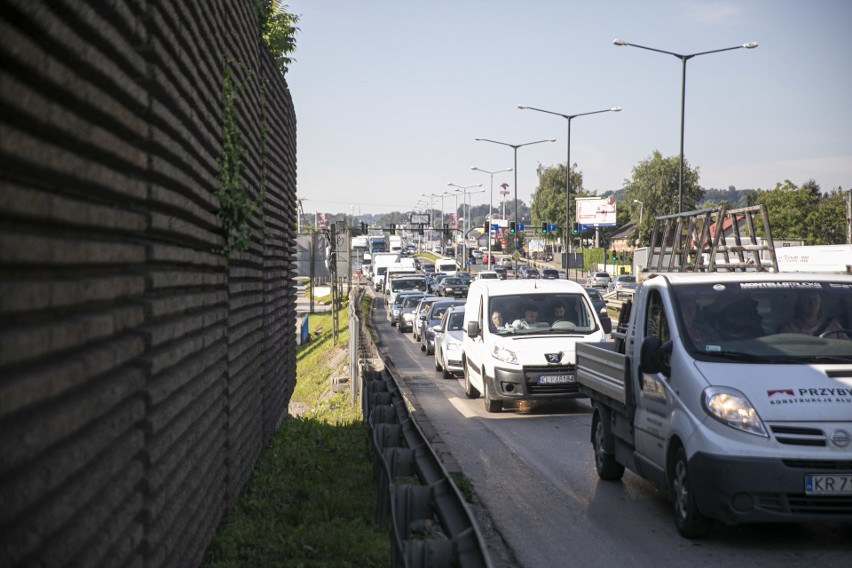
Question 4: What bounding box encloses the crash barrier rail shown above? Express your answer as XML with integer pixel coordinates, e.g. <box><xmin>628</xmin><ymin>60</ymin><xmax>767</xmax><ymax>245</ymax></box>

<box><xmin>364</xmin><ymin>370</ymin><xmax>492</xmax><ymax>568</ymax></box>
<box><xmin>603</xmin><ymin>288</ymin><xmax>635</xmax><ymax>321</ymax></box>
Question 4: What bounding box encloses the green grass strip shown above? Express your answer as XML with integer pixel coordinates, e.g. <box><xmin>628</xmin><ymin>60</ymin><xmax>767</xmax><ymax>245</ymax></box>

<box><xmin>203</xmin><ymin>297</ymin><xmax>390</xmax><ymax>567</ymax></box>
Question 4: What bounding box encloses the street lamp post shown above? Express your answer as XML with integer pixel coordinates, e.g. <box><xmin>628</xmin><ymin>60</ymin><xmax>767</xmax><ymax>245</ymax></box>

<box><xmin>421</xmin><ymin>193</ymin><xmax>439</xmax><ymax>252</ymax></box>
<box><xmin>447</xmin><ymin>183</ymin><xmax>483</xmax><ymax>270</ymax></box>
<box><xmin>471</xmin><ymin>166</ymin><xmax>512</xmax><ymax>269</ymax></box>
<box><xmin>613</xmin><ymin>38</ymin><xmax>757</xmax><ymax>213</ymax></box>
<box><xmin>518</xmin><ymin>105</ymin><xmax>621</xmax><ymax>277</ymax></box>
<box><xmin>475</xmin><ymin>137</ymin><xmax>556</xmax><ymax>274</ymax></box>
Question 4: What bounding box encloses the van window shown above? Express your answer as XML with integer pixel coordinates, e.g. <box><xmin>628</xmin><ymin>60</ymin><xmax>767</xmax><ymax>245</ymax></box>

<box><xmin>644</xmin><ymin>289</ymin><xmax>670</xmax><ymax>344</ymax></box>
<box><xmin>486</xmin><ymin>293</ymin><xmax>598</xmax><ymax>335</ymax></box>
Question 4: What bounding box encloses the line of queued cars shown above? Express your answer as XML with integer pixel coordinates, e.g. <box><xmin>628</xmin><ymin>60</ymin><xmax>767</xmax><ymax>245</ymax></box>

<box><xmin>391</xmin><ymin>257</ymin><xmax>470</xmax><ymax>368</ymax></box>
<box><xmin>388</xmin><ymin>254</ymin><xmax>620</xmax><ymax>386</ymax></box>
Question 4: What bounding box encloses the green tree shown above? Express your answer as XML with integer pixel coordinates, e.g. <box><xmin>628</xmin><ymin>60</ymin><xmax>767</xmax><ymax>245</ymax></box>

<box><xmin>530</xmin><ymin>163</ymin><xmax>585</xmax><ymax>242</ymax></box>
<box><xmin>622</xmin><ymin>150</ymin><xmax>702</xmax><ymax>246</ymax></box>
<box><xmin>256</xmin><ymin>1</ymin><xmax>300</xmax><ymax>73</ymax></box>
<box><xmin>814</xmin><ymin>189</ymin><xmax>848</xmax><ymax>245</ymax></box>
<box><xmin>756</xmin><ymin>179</ymin><xmax>847</xmax><ymax>245</ymax></box>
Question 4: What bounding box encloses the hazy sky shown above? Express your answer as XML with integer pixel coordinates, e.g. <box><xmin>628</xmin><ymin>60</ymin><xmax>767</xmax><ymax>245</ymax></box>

<box><xmin>286</xmin><ymin>0</ymin><xmax>852</xmax><ymax>217</ymax></box>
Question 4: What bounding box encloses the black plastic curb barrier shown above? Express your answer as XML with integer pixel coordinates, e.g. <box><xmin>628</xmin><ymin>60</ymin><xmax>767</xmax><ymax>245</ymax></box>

<box><xmin>364</xmin><ymin>372</ymin><xmax>492</xmax><ymax>568</ymax></box>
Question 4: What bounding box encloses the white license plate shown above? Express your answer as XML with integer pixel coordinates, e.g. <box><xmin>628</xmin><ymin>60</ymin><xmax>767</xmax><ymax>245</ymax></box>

<box><xmin>537</xmin><ymin>374</ymin><xmax>575</xmax><ymax>385</ymax></box>
<box><xmin>805</xmin><ymin>473</ymin><xmax>852</xmax><ymax>495</ymax></box>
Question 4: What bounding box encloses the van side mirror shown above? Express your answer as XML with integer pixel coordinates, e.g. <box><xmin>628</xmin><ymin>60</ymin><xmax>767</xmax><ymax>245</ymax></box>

<box><xmin>640</xmin><ymin>336</ymin><xmax>672</xmax><ymax>376</ymax></box>
<box><xmin>466</xmin><ymin>321</ymin><xmax>480</xmax><ymax>337</ymax></box>
<box><xmin>599</xmin><ymin>308</ymin><xmax>612</xmax><ymax>334</ymax></box>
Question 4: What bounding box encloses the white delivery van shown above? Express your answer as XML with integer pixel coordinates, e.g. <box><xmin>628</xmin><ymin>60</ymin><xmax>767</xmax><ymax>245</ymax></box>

<box><xmin>371</xmin><ymin>252</ymin><xmax>401</xmax><ymax>291</ymax></box>
<box><xmin>461</xmin><ymin>279</ymin><xmax>606</xmax><ymax>412</ymax></box>
<box><xmin>435</xmin><ymin>257</ymin><xmax>458</xmax><ymax>274</ymax></box>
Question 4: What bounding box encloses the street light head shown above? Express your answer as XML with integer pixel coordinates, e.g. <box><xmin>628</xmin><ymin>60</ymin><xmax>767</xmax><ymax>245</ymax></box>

<box><xmin>613</xmin><ymin>38</ymin><xmax>629</xmax><ymax>46</ymax></box>
<box><xmin>611</xmin><ymin>107</ymin><xmax>623</xmax><ymax>112</ymax></box>
<box><xmin>633</xmin><ymin>199</ymin><xmax>643</xmax><ymax>204</ymax></box>
<box><xmin>474</xmin><ymin>137</ymin><xmax>483</xmax><ymax>141</ymax></box>
<box><xmin>470</xmin><ymin>166</ymin><xmax>478</xmax><ymax>171</ymax></box>
<box><xmin>517</xmin><ymin>104</ymin><xmax>528</xmax><ymax>109</ymax></box>
<box><xmin>548</xmin><ymin>138</ymin><xmax>557</xmax><ymax>142</ymax></box>
<box><xmin>743</xmin><ymin>41</ymin><xmax>758</xmax><ymax>49</ymax></box>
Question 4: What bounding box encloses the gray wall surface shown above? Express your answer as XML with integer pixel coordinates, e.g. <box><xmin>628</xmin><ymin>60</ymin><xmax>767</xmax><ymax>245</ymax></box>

<box><xmin>0</xmin><ymin>1</ymin><xmax>297</xmax><ymax>566</ymax></box>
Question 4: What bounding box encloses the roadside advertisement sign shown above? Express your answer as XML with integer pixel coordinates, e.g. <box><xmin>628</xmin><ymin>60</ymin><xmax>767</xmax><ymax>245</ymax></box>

<box><xmin>576</xmin><ymin>196</ymin><xmax>616</xmax><ymax>227</ymax></box>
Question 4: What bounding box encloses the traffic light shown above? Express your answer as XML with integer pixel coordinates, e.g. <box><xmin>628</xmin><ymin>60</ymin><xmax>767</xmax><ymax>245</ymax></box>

<box><xmin>611</xmin><ymin>249</ymin><xmax>618</xmax><ymax>262</ymax></box>
<box><xmin>360</xmin><ymin>221</ymin><xmax>367</xmax><ymax>235</ymax></box>
<box><xmin>572</xmin><ymin>222</ymin><xmax>579</xmax><ymax>235</ymax></box>
<box><xmin>389</xmin><ymin>223</ymin><xmax>396</xmax><ymax>235</ymax></box>
<box><xmin>509</xmin><ymin>221</ymin><xmax>516</xmax><ymax>234</ymax></box>
<box><xmin>541</xmin><ymin>221</ymin><xmax>547</xmax><ymax>235</ymax></box>
<box><xmin>484</xmin><ymin>220</ymin><xmax>490</xmax><ymax>233</ymax></box>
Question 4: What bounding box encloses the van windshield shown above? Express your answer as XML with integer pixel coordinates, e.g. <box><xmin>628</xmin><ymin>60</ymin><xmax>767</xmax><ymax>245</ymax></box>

<box><xmin>488</xmin><ymin>293</ymin><xmax>599</xmax><ymax>335</ymax></box>
<box><xmin>671</xmin><ymin>282</ymin><xmax>852</xmax><ymax>362</ymax></box>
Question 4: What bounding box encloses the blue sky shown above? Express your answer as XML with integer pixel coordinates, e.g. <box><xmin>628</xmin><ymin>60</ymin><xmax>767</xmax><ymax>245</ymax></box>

<box><xmin>286</xmin><ymin>0</ymin><xmax>852</xmax><ymax>216</ymax></box>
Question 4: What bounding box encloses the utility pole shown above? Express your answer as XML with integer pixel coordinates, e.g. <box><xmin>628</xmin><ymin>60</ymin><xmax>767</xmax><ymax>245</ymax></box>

<box><xmin>846</xmin><ymin>189</ymin><xmax>851</xmax><ymax>244</ymax></box>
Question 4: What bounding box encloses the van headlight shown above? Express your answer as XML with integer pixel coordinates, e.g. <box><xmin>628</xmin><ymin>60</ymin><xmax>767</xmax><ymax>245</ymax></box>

<box><xmin>702</xmin><ymin>387</ymin><xmax>768</xmax><ymax>437</ymax></box>
<box><xmin>492</xmin><ymin>345</ymin><xmax>518</xmax><ymax>365</ymax></box>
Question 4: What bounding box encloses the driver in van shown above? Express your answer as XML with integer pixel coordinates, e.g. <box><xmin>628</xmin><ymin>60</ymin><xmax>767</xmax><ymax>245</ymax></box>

<box><xmin>512</xmin><ymin>304</ymin><xmax>539</xmax><ymax>329</ymax></box>
<box><xmin>779</xmin><ymin>290</ymin><xmax>847</xmax><ymax>338</ymax></box>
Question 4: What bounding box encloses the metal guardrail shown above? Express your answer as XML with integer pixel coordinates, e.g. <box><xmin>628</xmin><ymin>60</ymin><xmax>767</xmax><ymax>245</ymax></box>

<box><xmin>351</xmin><ymin>285</ymin><xmax>492</xmax><ymax>568</ymax></box>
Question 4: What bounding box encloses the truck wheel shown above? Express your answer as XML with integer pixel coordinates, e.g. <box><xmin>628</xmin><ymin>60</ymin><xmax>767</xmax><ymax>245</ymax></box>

<box><xmin>670</xmin><ymin>446</ymin><xmax>710</xmax><ymax>538</ymax></box>
<box><xmin>463</xmin><ymin>359</ymin><xmax>479</xmax><ymax>399</ymax></box>
<box><xmin>593</xmin><ymin>414</ymin><xmax>625</xmax><ymax>481</ymax></box>
<box><xmin>483</xmin><ymin>376</ymin><xmax>502</xmax><ymax>413</ymax></box>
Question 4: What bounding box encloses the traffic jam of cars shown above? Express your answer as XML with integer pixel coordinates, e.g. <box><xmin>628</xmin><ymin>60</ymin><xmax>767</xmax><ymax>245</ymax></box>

<box><xmin>370</xmin><ymin>232</ymin><xmax>852</xmax><ymax>539</ymax></box>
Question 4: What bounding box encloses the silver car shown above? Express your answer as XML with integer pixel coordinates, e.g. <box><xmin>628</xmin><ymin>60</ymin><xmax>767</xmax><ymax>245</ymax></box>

<box><xmin>433</xmin><ymin>306</ymin><xmax>466</xmax><ymax>379</ymax></box>
<box><xmin>607</xmin><ymin>274</ymin><xmax>638</xmax><ymax>294</ymax></box>
<box><xmin>587</xmin><ymin>271</ymin><xmax>612</xmax><ymax>289</ymax></box>
<box><xmin>397</xmin><ymin>293</ymin><xmax>426</xmax><ymax>332</ymax></box>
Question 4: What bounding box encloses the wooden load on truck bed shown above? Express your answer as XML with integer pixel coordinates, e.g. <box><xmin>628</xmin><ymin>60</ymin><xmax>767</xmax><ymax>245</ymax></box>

<box><xmin>576</xmin><ymin>342</ymin><xmax>628</xmax><ymax>406</ymax></box>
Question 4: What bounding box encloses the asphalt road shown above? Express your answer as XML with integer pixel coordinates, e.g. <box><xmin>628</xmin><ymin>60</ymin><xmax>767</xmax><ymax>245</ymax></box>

<box><xmin>372</xmin><ymin>293</ymin><xmax>851</xmax><ymax>568</ymax></box>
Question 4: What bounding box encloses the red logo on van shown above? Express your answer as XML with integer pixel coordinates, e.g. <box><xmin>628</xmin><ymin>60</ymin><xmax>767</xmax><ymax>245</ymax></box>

<box><xmin>767</xmin><ymin>389</ymin><xmax>795</xmax><ymax>397</ymax></box>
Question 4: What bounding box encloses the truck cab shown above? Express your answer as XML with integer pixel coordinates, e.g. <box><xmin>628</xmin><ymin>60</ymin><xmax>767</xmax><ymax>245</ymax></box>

<box><xmin>577</xmin><ymin>205</ymin><xmax>852</xmax><ymax>537</ymax></box>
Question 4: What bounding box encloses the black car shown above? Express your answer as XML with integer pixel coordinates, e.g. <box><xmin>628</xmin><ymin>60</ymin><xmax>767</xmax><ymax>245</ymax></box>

<box><xmin>436</xmin><ymin>277</ymin><xmax>469</xmax><ymax>297</ymax></box>
<box><xmin>420</xmin><ymin>299</ymin><xmax>465</xmax><ymax>354</ymax></box>
<box><xmin>541</xmin><ymin>268</ymin><xmax>559</xmax><ymax>279</ymax></box>
<box><xmin>524</xmin><ymin>268</ymin><xmax>540</xmax><ymax>279</ymax></box>
<box><xmin>429</xmin><ymin>272</ymin><xmax>449</xmax><ymax>293</ymax></box>
<box><xmin>412</xmin><ymin>296</ymin><xmax>441</xmax><ymax>341</ymax></box>
<box><xmin>584</xmin><ymin>287</ymin><xmax>612</xmax><ymax>334</ymax></box>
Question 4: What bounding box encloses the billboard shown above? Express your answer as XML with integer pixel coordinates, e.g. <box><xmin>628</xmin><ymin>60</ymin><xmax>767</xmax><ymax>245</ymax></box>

<box><xmin>576</xmin><ymin>196</ymin><xmax>616</xmax><ymax>227</ymax></box>
<box><xmin>409</xmin><ymin>213</ymin><xmax>430</xmax><ymax>225</ymax></box>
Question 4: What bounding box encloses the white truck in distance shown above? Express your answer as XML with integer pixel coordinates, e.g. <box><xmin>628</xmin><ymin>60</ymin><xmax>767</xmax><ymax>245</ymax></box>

<box><xmin>576</xmin><ymin>206</ymin><xmax>852</xmax><ymax>537</ymax></box>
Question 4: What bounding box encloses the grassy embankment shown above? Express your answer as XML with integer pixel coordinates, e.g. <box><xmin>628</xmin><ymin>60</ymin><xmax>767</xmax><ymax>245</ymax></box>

<box><xmin>202</xmin><ymin>289</ymin><xmax>389</xmax><ymax>567</ymax></box>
